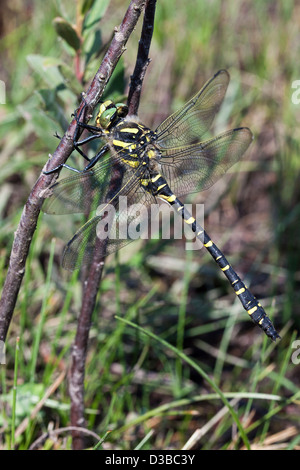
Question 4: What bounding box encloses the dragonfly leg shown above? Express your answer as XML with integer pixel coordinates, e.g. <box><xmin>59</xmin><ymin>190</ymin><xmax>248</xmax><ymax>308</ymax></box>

<box><xmin>44</xmin><ymin>163</ymin><xmax>83</xmax><ymax>174</ymax></box>
<box><xmin>82</xmin><ymin>144</ymin><xmax>110</xmax><ymax>171</ymax></box>
<box><xmin>72</xmin><ymin>101</ymin><xmax>104</xmax><ymax>161</ymax></box>
<box><xmin>54</xmin><ymin>131</ymin><xmax>62</xmax><ymax>140</ymax></box>
<box><xmin>53</xmin><ymin>129</ymin><xmax>92</xmax><ymax>163</ymax></box>
<box><xmin>74</xmin><ymin>133</ymin><xmax>103</xmax><ymax>147</ymax></box>
<box><xmin>73</xmin><ymin>100</ymin><xmax>103</xmax><ymax>141</ymax></box>
<box><xmin>44</xmin><ymin>143</ymin><xmax>110</xmax><ymax>175</ymax></box>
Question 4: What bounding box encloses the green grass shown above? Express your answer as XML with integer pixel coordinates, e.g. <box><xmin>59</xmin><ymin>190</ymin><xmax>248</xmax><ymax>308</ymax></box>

<box><xmin>0</xmin><ymin>0</ymin><xmax>299</xmax><ymax>450</ymax></box>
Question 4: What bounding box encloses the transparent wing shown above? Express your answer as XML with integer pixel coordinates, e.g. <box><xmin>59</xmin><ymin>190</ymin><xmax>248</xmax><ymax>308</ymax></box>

<box><xmin>62</xmin><ymin>185</ymin><xmax>157</xmax><ymax>270</ymax></box>
<box><xmin>155</xmin><ymin>70</ymin><xmax>230</xmax><ymax>149</ymax></box>
<box><xmin>160</xmin><ymin>127</ymin><xmax>253</xmax><ymax>196</ymax></box>
<box><xmin>42</xmin><ymin>156</ymin><xmax>128</xmax><ymax>215</ymax></box>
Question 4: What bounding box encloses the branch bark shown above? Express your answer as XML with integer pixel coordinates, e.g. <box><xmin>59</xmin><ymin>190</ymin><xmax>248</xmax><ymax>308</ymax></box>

<box><xmin>128</xmin><ymin>0</ymin><xmax>157</xmax><ymax>115</ymax></box>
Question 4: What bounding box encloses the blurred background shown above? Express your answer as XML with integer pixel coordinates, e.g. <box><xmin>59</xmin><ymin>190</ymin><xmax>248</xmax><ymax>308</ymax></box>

<box><xmin>0</xmin><ymin>0</ymin><xmax>299</xmax><ymax>450</ymax></box>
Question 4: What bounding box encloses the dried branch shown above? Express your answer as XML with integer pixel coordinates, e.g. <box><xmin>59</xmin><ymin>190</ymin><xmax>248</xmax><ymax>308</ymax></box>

<box><xmin>127</xmin><ymin>0</ymin><xmax>157</xmax><ymax>114</ymax></box>
<box><xmin>29</xmin><ymin>426</ymin><xmax>101</xmax><ymax>450</ymax></box>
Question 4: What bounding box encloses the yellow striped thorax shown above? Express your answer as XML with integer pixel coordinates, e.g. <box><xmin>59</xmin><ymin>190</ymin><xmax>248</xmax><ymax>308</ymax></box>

<box><xmin>112</xmin><ymin>121</ymin><xmax>155</xmax><ymax>158</ymax></box>
<box><xmin>93</xmin><ymin>99</ymin><xmax>161</xmax><ymax>176</ymax></box>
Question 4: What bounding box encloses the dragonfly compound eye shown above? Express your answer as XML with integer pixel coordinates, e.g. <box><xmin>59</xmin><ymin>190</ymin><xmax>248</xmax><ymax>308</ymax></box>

<box><xmin>98</xmin><ymin>107</ymin><xmax>117</xmax><ymax>129</ymax></box>
<box><xmin>115</xmin><ymin>103</ymin><xmax>128</xmax><ymax>118</ymax></box>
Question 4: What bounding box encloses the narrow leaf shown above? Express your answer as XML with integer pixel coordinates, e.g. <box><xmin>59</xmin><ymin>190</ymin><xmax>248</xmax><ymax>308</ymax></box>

<box><xmin>53</xmin><ymin>17</ymin><xmax>81</xmax><ymax>51</ymax></box>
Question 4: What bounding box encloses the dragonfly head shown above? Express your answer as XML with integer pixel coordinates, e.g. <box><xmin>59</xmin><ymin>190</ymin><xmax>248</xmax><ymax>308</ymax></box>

<box><xmin>96</xmin><ymin>100</ymin><xmax>128</xmax><ymax>130</ymax></box>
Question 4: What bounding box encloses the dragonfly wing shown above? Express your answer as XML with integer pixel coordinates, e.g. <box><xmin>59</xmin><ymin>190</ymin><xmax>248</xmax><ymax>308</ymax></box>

<box><xmin>160</xmin><ymin>127</ymin><xmax>253</xmax><ymax>196</ymax></box>
<box><xmin>106</xmin><ymin>187</ymin><xmax>156</xmax><ymax>254</ymax></box>
<box><xmin>155</xmin><ymin>70</ymin><xmax>230</xmax><ymax>149</ymax></box>
<box><xmin>42</xmin><ymin>158</ymin><xmax>126</xmax><ymax>215</ymax></box>
<box><xmin>62</xmin><ymin>183</ymin><xmax>157</xmax><ymax>270</ymax></box>
<box><xmin>62</xmin><ymin>214</ymin><xmax>104</xmax><ymax>270</ymax></box>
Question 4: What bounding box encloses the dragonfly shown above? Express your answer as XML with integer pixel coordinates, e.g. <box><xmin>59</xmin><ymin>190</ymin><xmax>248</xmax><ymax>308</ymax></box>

<box><xmin>43</xmin><ymin>69</ymin><xmax>280</xmax><ymax>341</ymax></box>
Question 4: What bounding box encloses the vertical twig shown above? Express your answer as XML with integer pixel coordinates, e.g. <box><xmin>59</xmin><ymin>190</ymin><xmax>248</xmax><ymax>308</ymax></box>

<box><xmin>69</xmin><ymin>163</ymin><xmax>125</xmax><ymax>449</ymax></box>
<box><xmin>128</xmin><ymin>0</ymin><xmax>157</xmax><ymax>114</ymax></box>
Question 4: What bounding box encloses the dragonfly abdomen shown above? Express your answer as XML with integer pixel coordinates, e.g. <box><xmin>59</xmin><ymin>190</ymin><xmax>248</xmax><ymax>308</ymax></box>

<box><xmin>153</xmin><ymin>179</ymin><xmax>280</xmax><ymax>341</ymax></box>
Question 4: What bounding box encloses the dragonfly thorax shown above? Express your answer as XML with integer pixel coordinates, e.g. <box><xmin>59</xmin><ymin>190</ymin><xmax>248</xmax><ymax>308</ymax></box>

<box><xmin>110</xmin><ymin>119</ymin><xmax>158</xmax><ymax>167</ymax></box>
<box><xmin>95</xmin><ymin>100</ymin><xmax>160</xmax><ymax>168</ymax></box>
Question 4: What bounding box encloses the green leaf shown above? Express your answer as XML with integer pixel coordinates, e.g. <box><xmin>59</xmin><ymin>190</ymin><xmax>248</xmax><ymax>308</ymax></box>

<box><xmin>83</xmin><ymin>0</ymin><xmax>110</xmax><ymax>34</ymax></box>
<box><xmin>53</xmin><ymin>17</ymin><xmax>81</xmax><ymax>51</ymax></box>
<box><xmin>80</xmin><ymin>0</ymin><xmax>96</xmax><ymax>15</ymax></box>
<box><xmin>27</xmin><ymin>54</ymin><xmax>64</xmax><ymax>88</ymax></box>
<box><xmin>58</xmin><ymin>63</ymin><xmax>83</xmax><ymax>96</ymax></box>
<box><xmin>82</xmin><ymin>29</ymin><xmax>102</xmax><ymax>67</ymax></box>
<box><xmin>35</xmin><ymin>89</ymin><xmax>71</xmax><ymax>132</ymax></box>
<box><xmin>27</xmin><ymin>54</ymin><xmax>75</xmax><ymax>106</ymax></box>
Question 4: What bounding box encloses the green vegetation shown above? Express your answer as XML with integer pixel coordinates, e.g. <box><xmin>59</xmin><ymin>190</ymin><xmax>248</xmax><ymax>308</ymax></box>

<box><xmin>0</xmin><ymin>0</ymin><xmax>299</xmax><ymax>450</ymax></box>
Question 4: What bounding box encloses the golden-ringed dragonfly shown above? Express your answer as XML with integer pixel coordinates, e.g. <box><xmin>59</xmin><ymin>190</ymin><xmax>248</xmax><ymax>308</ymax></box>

<box><xmin>43</xmin><ymin>70</ymin><xmax>280</xmax><ymax>341</ymax></box>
